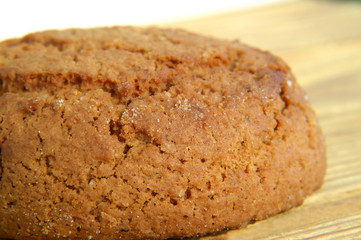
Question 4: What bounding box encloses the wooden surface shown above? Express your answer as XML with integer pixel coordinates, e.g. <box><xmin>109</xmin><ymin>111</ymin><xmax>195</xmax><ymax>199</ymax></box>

<box><xmin>163</xmin><ymin>1</ymin><xmax>361</xmax><ymax>239</ymax></box>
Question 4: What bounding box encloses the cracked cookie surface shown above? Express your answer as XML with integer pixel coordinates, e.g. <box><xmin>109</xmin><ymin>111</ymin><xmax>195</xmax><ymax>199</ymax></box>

<box><xmin>0</xmin><ymin>26</ymin><xmax>326</xmax><ymax>239</ymax></box>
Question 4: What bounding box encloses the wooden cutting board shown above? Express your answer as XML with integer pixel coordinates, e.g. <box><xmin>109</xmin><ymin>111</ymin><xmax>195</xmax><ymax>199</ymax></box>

<box><xmin>162</xmin><ymin>0</ymin><xmax>361</xmax><ymax>239</ymax></box>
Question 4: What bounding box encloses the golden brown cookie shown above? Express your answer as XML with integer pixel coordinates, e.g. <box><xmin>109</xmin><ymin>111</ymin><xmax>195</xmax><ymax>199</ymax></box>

<box><xmin>0</xmin><ymin>27</ymin><xmax>326</xmax><ymax>239</ymax></box>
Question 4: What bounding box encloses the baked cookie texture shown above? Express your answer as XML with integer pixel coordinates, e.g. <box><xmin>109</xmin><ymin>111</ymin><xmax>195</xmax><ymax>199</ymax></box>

<box><xmin>0</xmin><ymin>27</ymin><xmax>326</xmax><ymax>239</ymax></box>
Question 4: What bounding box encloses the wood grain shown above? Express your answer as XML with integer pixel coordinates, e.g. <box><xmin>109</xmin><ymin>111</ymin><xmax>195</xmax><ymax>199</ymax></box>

<box><xmin>163</xmin><ymin>0</ymin><xmax>361</xmax><ymax>238</ymax></box>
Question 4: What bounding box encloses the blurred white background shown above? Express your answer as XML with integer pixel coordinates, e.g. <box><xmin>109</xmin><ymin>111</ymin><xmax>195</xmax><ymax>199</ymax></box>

<box><xmin>0</xmin><ymin>0</ymin><xmax>288</xmax><ymax>41</ymax></box>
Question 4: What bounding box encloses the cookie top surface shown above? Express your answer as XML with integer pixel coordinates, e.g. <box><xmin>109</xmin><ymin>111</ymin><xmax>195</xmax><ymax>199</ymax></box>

<box><xmin>0</xmin><ymin>27</ymin><xmax>289</xmax><ymax>100</ymax></box>
<box><xmin>0</xmin><ymin>27</ymin><xmax>326</xmax><ymax>240</ymax></box>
